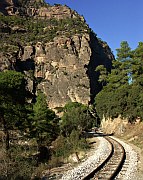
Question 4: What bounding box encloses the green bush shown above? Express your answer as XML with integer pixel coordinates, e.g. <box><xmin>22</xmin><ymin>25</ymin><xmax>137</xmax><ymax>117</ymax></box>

<box><xmin>52</xmin><ymin>130</ymin><xmax>89</xmax><ymax>160</ymax></box>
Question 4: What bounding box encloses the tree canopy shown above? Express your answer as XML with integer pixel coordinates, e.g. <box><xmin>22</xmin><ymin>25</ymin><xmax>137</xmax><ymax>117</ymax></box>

<box><xmin>28</xmin><ymin>91</ymin><xmax>59</xmax><ymax>147</ymax></box>
<box><xmin>0</xmin><ymin>70</ymin><xmax>29</xmax><ymax>150</ymax></box>
<box><xmin>95</xmin><ymin>41</ymin><xmax>143</xmax><ymax>122</ymax></box>
<box><xmin>61</xmin><ymin>102</ymin><xmax>95</xmax><ymax>137</ymax></box>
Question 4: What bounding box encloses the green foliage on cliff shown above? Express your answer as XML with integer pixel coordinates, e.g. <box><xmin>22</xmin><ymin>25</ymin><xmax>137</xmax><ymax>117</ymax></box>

<box><xmin>95</xmin><ymin>41</ymin><xmax>143</xmax><ymax>122</ymax></box>
<box><xmin>0</xmin><ymin>13</ymin><xmax>90</xmax><ymax>54</ymax></box>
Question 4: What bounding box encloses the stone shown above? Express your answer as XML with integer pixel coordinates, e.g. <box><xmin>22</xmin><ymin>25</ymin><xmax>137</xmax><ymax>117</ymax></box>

<box><xmin>0</xmin><ymin>0</ymin><xmax>114</xmax><ymax>110</ymax></box>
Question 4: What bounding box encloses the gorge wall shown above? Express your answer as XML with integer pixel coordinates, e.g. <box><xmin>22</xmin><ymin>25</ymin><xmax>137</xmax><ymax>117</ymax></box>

<box><xmin>0</xmin><ymin>0</ymin><xmax>114</xmax><ymax>110</ymax></box>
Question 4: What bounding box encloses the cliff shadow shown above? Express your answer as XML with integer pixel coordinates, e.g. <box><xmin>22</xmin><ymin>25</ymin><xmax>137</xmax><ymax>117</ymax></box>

<box><xmin>0</xmin><ymin>0</ymin><xmax>9</xmax><ymax>15</ymax></box>
<box><xmin>86</xmin><ymin>31</ymin><xmax>114</xmax><ymax>104</ymax></box>
<box><xmin>0</xmin><ymin>0</ymin><xmax>18</xmax><ymax>15</ymax></box>
<box><xmin>15</xmin><ymin>58</ymin><xmax>35</xmax><ymax>72</ymax></box>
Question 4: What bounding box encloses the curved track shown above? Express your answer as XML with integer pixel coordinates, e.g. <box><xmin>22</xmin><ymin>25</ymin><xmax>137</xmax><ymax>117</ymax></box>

<box><xmin>83</xmin><ymin>136</ymin><xmax>126</xmax><ymax>180</ymax></box>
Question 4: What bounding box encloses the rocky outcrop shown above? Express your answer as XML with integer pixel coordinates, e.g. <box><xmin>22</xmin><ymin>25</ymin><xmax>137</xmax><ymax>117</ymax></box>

<box><xmin>0</xmin><ymin>0</ymin><xmax>114</xmax><ymax>110</ymax></box>
<box><xmin>14</xmin><ymin>32</ymin><xmax>113</xmax><ymax>109</ymax></box>
<box><xmin>0</xmin><ymin>0</ymin><xmax>82</xmax><ymax>21</ymax></box>
<box><xmin>36</xmin><ymin>34</ymin><xmax>91</xmax><ymax>108</ymax></box>
<box><xmin>101</xmin><ymin>116</ymin><xmax>129</xmax><ymax>135</ymax></box>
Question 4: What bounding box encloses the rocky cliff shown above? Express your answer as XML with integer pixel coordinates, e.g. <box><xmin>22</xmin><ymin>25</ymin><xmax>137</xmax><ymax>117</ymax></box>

<box><xmin>0</xmin><ymin>0</ymin><xmax>81</xmax><ymax>19</ymax></box>
<box><xmin>0</xmin><ymin>0</ymin><xmax>114</xmax><ymax>109</ymax></box>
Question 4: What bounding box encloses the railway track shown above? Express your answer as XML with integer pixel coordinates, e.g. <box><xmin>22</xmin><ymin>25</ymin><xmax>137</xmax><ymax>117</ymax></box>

<box><xmin>83</xmin><ymin>136</ymin><xmax>126</xmax><ymax>180</ymax></box>
<box><xmin>56</xmin><ymin>133</ymin><xmax>137</xmax><ymax>180</ymax></box>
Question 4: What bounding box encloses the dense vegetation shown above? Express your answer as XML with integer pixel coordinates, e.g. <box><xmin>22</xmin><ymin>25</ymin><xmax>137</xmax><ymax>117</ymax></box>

<box><xmin>95</xmin><ymin>41</ymin><xmax>143</xmax><ymax>122</ymax></box>
<box><xmin>0</xmin><ymin>71</ymin><xmax>95</xmax><ymax>179</ymax></box>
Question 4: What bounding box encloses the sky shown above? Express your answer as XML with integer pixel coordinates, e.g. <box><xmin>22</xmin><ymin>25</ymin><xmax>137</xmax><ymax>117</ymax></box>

<box><xmin>45</xmin><ymin>0</ymin><xmax>143</xmax><ymax>56</ymax></box>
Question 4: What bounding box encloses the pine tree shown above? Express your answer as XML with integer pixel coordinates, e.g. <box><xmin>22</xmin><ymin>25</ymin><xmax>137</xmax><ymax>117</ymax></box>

<box><xmin>29</xmin><ymin>90</ymin><xmax>59</xmax><ymax>160</ymax></box>
<box><xmin>0</xmin><ymin>70</ymin><xmax>29</xmax><ymax>150</ymax></box>
<box><xmin>116</xmin><ymin>41</ymin><xmax>131</xmax><ymax>62</ymax></box>
<box><xmin>95</xmin><ymin>41</ymin><xmax>143</xmax><ymax>122</ymax></box>
<box><xmin>131</xmin><ymin>42</ymin><xmax>143</xmax><ymax>85</ymax></box>
<box><xmin>95</xmin><ymin>41</ymin><xmax>131</xmax><ymax>120</ymax></box>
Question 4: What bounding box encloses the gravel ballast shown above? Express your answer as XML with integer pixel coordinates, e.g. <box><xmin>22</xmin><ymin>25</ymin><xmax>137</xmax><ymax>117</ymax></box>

<box><xmin>60</xmin><ymin>136</ymin><xmax>111</xmax><ymax>180</ymax></box>
<box><xmin>112</xmin><ymin>136</ymin><xmax>138</xmax><ymax>180</ymax></box>
<box><xmin>60</xmin><ymin>135</ymin><xmax>138</xmax><ymax>180</ymax></box>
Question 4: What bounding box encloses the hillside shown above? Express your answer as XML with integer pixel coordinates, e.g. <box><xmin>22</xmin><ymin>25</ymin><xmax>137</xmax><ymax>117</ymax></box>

<box><xmin>0</xmin><ymin>0</ymin><xmax>114</xmax><ymax>110</ymax></box>
<box><xmin>0</xmin><ymin>1</ymin><xmax>115</xmax><ymax>179</ymax></box>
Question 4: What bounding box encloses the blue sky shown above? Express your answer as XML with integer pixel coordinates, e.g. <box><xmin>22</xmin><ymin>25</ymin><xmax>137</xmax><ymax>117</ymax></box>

<box><xmin>45</xmin><ymin>0</ymin><xmax>143</xmax><ymax>56</ymax></box>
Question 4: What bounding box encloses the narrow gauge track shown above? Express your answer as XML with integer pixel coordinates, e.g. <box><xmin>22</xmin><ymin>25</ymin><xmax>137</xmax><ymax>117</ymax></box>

<box><xmin>83</xmin><ymin>136</ymin><xmax>126</xmax><ymax>180</ymax></box>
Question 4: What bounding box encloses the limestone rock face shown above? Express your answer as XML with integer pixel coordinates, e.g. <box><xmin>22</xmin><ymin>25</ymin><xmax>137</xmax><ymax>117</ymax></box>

<box><xmin>16</xmin><ymin>33</ymin><xmax>113</xmax><ymax>109</ymax></box>
<box><xmin>0</xmin><ymin>1</ymin><xmax>114</xmax><ymax>110</ymax></box>
<box><xmin>36</xmin><ymin>34</ymin><xmax>92</xmax><ymax>108</ymax></box>
<box><xmin>0</xmin><ymin>33</ymin><xmax>114</xmax><ymax>109</ymax></box>
<box><xmin>101</xmin><ymin>116</ymin><xmax>129</xmax><ymax>135</ymax></box>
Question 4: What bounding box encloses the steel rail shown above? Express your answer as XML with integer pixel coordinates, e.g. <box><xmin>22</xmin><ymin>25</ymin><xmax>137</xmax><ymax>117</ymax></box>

<box><xmin>82</xmin><ymin>136</ymin><xmax>126</xmax><ymax>180</ymax></box>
